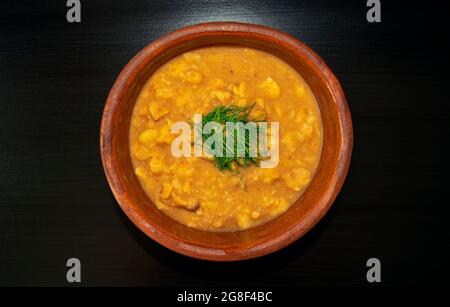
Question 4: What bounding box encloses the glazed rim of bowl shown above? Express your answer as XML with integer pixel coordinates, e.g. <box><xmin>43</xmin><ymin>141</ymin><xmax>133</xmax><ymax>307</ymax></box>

<box><xmin>100</xmin><ymin>22</ymin><xmax>353</xmax><ymax>261</ymax></box>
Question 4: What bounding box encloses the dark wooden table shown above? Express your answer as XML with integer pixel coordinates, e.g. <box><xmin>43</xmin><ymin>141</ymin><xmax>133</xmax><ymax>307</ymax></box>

<box><xmin>1</xmin><ymin>0</ymin><xmax>449</xmax><ymax>287</ymax></box>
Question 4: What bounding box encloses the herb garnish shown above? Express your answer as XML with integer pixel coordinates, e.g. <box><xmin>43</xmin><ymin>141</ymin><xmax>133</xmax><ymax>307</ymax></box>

<box><xmin>200</xmin><ymin>104</ymin><xmax>266</xmax><ymax>171</ymax></box>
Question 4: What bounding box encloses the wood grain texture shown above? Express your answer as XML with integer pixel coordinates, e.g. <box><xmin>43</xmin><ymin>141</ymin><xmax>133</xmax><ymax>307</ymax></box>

<box><xmin>0</xmin><ymin>0</ymin><xmax>449</xmax><ymax>286</ymax></box>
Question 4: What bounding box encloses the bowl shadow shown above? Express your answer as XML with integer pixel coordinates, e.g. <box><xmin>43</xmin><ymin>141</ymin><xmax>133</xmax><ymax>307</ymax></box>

<box><xmin>115</xmin><ymin>193</ymin><xmax>341</xmax><ymax>284</ymax></box>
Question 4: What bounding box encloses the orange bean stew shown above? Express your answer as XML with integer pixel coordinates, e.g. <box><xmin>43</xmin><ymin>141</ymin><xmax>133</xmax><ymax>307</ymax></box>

<box><xmin>129</xmin><ymin>46</ymin><xmax>322</xmax><ymax>231</ymax></box>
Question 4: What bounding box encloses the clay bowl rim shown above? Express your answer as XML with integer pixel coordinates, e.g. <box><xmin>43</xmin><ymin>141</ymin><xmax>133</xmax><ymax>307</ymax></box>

<box><xmin>100</xmin><ymin>22</ymin><xmax>353</xmax><ymax>261</ymax></box>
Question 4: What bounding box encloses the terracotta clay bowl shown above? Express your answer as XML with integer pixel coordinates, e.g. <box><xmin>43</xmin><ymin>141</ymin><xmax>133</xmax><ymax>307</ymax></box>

<box><xmin>100</xmin><ymin>22</ymin><xmax>353</xmax><ymax>261</ymax></box>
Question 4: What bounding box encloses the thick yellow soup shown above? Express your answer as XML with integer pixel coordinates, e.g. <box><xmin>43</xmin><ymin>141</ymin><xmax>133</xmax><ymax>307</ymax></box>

<box><xmin>129</xmin><ymin>46</ymin><xmax>322</xmax><ymax>231</ymax></box>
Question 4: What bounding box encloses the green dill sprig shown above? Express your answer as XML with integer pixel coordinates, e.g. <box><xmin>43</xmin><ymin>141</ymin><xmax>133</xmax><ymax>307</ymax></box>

<box><xmin>201</xmin><ymin>104</ymin><xmax>266</xmax><ymax>171</ymax></box>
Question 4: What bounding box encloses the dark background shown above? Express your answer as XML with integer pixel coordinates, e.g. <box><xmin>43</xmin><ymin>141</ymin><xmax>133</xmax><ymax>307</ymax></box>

<box><xmin>1</xmin><ymin>0</ymin><xmax>449</xmax><ymax>287</ymax></box>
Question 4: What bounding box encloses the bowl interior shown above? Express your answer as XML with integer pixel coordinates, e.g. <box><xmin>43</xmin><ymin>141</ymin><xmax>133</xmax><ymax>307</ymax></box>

<box><xmin>101</xmin><ymin>24</ymin><xmax>351</xmax><ymax>260</ymax></box>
